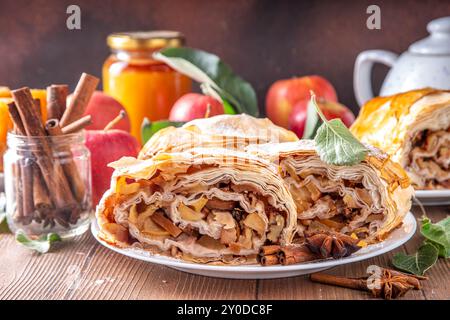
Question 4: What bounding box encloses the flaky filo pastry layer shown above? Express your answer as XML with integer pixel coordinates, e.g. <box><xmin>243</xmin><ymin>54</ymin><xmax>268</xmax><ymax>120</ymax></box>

<box><xmin>247</xmin><ymin>140</ymin><xmax>413</xmax><ymax>243</ymax></box>
<box><xmin>139</xmin><ymin>114</ymin><xmax>299</xmax><ymax>160</ymax></box>
<box><xmin>96</xmin><ymin>148</ymin><xmax>298</xmax><ymax>265</ymax></box>
<box><xmin>351</xmin><ymin>89</ymin><xmax>450</xmax><ymax>189</ymax></box>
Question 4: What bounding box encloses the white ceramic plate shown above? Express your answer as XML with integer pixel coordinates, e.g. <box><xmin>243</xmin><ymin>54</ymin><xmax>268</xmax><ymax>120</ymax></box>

<box><xmin>415</xmin><ymin>189</ymin><xmax>450</xmax><ymax>206</ymax></box>
<box><xmin>91</xmin><ymin>212</ymin><xmax>416</xmax><ymax>279</ymax></box>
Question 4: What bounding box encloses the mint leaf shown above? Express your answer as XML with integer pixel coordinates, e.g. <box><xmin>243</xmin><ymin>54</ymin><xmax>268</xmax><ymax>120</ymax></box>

<box><xmin>302</xmin><ymin>98</ymin><xmax>320</xmax><ymax>139</ymax></box>
<box><xmin>392</xmin><ymin>243</ymin><xmax>439</xmax><ymax>276</ymax></box>
<box><xmin>141</xmin><ymin>118</ymin><xmax>185</xmax><ymax>145</ymax></box>
<box><xmin>15</xmin><ymin>230</ymin><xmax>61</xmax><ymax>253</ymax></box>
<box><xmin>0</xmin><ymin>194</ymin><xmax>9</xmax><ymax>233</ymax></box>
<box><xmin>311</xmin><ymin>93</ymin><xmax>368</xmax><ymax>165</ymax></box>
<box><xmin>421</xmin><ymin>217</ymin><xmax>450</xmax><ymax>258</ymax></box>
<box><xmin>0</xmin><ymin>214</ymin><xmax>9</xmax><ymax>233</ymax></box>
<box><xmin>154</xmin><ymin>47</ymin><xmax>258</xmax><ymax>116</ymax></box>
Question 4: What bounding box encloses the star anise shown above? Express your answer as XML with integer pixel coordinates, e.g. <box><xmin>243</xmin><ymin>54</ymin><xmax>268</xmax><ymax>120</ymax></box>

<box><xmin>369</xmin><ymin>268</ymin><xmax>425</xmax><ymax>300</ymax></box>
<box><xmin>305</xmin><ymin>231</ymin><xmax>360</xmax><ymax>259</ymax></box>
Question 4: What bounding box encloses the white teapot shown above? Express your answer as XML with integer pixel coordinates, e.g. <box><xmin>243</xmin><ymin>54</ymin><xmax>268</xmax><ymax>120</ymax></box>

<box><xmin>354</xmin><ymin>16</ymin><xmax>450</xmax><ymax>106</ymax></box>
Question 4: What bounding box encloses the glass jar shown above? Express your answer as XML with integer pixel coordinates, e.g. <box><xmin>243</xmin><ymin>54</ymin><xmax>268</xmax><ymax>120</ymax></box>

<box><xmin>3</xmin><ymin>131</ymin><xmax>91</xmax><ymax>239</ymax></box>
<box><xmin>103</xmin><ymin>31</ymin><xmax>192</xmax><ymax>144</ymax></box>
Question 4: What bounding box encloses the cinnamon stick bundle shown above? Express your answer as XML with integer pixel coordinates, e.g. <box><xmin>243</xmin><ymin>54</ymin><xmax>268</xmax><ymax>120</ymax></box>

<box><xmin>11</xmin><ymin>87</ymin><xmax>76</xmax><ymax>210</ymax></box>
<box><xmin>278</xmin><ymin>245</ymin><xmax>318</xmax><ymax>265</ymax></box>
<box><xmin>258</xmin><ymin>244</ymin><xmax>318</xmax><ymax>266</ymax></box>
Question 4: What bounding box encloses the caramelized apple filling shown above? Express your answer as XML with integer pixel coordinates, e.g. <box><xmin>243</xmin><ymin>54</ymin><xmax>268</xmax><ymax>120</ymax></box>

<box><xmin>282</xmin><ymin>162</ymin><xmax>385</xmax><ymax>240</ymax></box>
<box><xmin>409</xmin><ymin>129</ymin><xmax>450</xmax><ymax>189</ymax></box>
<box><xmin>117</xmin><ymin>179</ymin><xmax>288</xmax><ymax>257</ymax></box>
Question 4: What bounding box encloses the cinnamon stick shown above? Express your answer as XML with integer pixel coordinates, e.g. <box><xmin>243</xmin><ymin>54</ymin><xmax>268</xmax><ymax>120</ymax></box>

<box><xmin>11</xmin><ymin>87</ymin><xmax>76</xmax><ymax>209</ymax></box>
<box><xmin>259</xmin><ymin>245</ymin><xmax>281</xmax><ymax>256</ymax></box>
<box><xmin>13</xmin><ymin>163</ymin><xmax>24</xmax><ymax>222</ymax></box>
<box><xmin>34</xmin><ymin>98</ymin><xmax>42</xmax><ymax>118</ymax></box>
<box><xmin>310</xmin><ymin>273</ymin><xmax>367</xmax><ymax>290</ymax></box>
<box><xmin>61</xmin><ymin>115</ymin><xmax>92</xmax><ymax>134</ymax></box>
<box><xmin>60</xmin><ymin>73</ymin><xmax>99</xmax><ymax>127</ymax></box>
<box><xmin>21</xmin><ymin>158</ymin><xmax>34</xmax><ymax>225</ymax></box>
<box><xmin>259</xmin><ymin>254</ymin><xmax>279</xmax><ymax>266</ymax></box>
<box><xmin>33</xmin><ymin>165</ymin><xmax>53</xmax><ymax>216</ymax></box>
<box><xmin>45</xmin><ymin>119</ymin><xmax>86</xmax><ymax>204</ymax></box>
<box><xmin>7</xmin><ymin>102</ymin><xmax>26</xmax><ymax>135</ymax></box>
<box><xmin>103</xmin><ymin>110</ymin><xmax>126</xmax><ymax>131</ymax></box>
<box><xmin>47</xmin><ymin>84</ymin><xmax>68</xmax><ymax>120</ymax></box>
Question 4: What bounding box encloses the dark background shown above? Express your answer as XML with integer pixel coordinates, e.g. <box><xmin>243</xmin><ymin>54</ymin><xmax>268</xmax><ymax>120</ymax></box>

<box><xmin>0</xmin><ymin>0</ymin><xmax>449</xmax><ymax>114</ymax></box>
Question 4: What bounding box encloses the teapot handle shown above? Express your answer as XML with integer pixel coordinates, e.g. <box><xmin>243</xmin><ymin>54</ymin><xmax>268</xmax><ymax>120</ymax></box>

<box><xmin>353</xmin><ymin>50</ymin><xmax>398</xmax><ymax>107</ymax></box>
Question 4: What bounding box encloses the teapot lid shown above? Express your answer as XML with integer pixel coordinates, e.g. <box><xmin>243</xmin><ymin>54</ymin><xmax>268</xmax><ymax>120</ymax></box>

<box><xmin>409</xmin><ymin>16</ymin><xmax>450</xmax><ymax>55</ymax></box>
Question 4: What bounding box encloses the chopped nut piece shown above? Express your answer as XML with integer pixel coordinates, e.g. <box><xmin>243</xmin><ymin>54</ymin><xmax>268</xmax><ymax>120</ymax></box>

<box><xmin>117</xmin><ymin>182</ymin><xmax>140</xmax><ymax>195</ymax></box>
<box><xmin>238</xmin><ymin>227</ymin><xmax>253</xmax><ymax>249</ymax></box>
<box><xmin>213</xmin><ymin>211</ymin><xmax>236</xmax><ymax>229</ymax></box>
<box><xmin>267</xmin><ymin>215</ymin><xmax>285</xmax><ymax>242</ymax></box>
<box><xmin>220</xmin><ymin>227</ymin><xmax>238</xmax><ymax>245</ymax></box>
<box><xmin>343</xmin><ymin>194</ymin><xmax>358</xmax><ymax>208</ymax></box>
<box><xmin>143</xmin><ymin>217</ymin><xmax>170</xmax><ymax>236</ymax></box>
<box><xmin>305</xmin><ymin>181</ymin><xmax>321</xmax><ymax>201</ymax></box>
<box><xmin>205</xmin><ymin>198</ymin><xmax>237</xmax><ymax>210</ymax></box>
<box><xmin>197</xmin><ymin>235</ymin><xmax>226</xmax><ymax>250</ymax></box>
<box><xmin>243</xmin><ymin>212</ymin><xmax>266</xmax><ymax>236</ymax></box>
<box><xmin>190</xmin><ymin>196</ymin><xmax>208</xmax><ymax>212</ymax></box>
<box><xmin>151</xmin><ymin>211</ymin><xmax>182</xmax><ymax>237</ymax></box>
<box><xmin>103</xmin><ymin>223</ymin><xmax>129</xmax><ymax>243</ymax></box>
<box><xmin>355</xmin><ymin>188</ymin><xmax>373</xmax><ymax>206</ymax></box>
<box><xmin>136</xmin><ymin>205</ymin><xmax>157</xmax><ymax>228</ymax></box>
<box><xmin>178</xmin><ymin>202</ymin><xmax>205</xmax><ymax>221</ymax></box>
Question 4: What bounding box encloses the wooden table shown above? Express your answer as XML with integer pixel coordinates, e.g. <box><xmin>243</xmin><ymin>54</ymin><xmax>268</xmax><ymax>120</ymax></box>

<box><xmin>0</xmin><ymin>206</ymin><xmax>448</xmax><ymax>300</ymax></box>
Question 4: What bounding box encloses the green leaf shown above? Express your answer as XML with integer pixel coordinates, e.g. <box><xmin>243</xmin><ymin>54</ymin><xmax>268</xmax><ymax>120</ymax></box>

<box><xmin>421</xmin><ymin>217</ymin><xmax>450</xmax><ymax>258</ymax></box>
<box><xmin>302</xmin><ymin>98</ymin><xmax>320</xmax><ymax>139</ymax></box>
<box><xmin>222</xmin><ymin>99</ymin><xmax>236</xmax><ymax>115</ymax></box>
<box><xmin>154</xmin><ymin>47</ymin><xmax>258</xmax><ymax>116</ymax></box>
<box><xmin>141</xmin><ymin>118</ymin><xmax>185</xmax><ymax>144</ymax></box>
<box><xmin>0</xmin><ymin>214</ymin><xmax>10</xmax><ymax>233</ymax></box>
<box><xmin>392</xmin><ymin>243</ymin><xmax>439</xmax><ymax>276</ymax></box>
<box><xmin>15</xmin><ymin>230</ymin><xmax>61</xmax><ymax>254</ymax></box>
<box><xmin>311</xmin><ymin>93</ymin><xmax>368</xmax><ymax>166</ymax></box>
<box><xmin>0</xmin><ymin>195</ymin><xmax>9</xmax><ymax>233</ymax></box>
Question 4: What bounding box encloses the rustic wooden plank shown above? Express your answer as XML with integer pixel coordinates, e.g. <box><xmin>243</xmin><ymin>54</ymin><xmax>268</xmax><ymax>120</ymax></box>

<box><xmin>67</xmin><ymin>243</ymin><xmax>257</xmax><ymax>300</ymax></box>
<box><xmin>0</xmin><ymin>206</ymin><xmax>447</xmax><ymax>300</ymax></box>
<box><xmin>0</xmin><ymin>232</ymin><xmax>98</xmax><ymax>300</ymax></box>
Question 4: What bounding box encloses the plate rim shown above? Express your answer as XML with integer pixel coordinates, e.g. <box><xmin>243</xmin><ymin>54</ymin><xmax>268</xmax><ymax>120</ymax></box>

<box><xmin>414</xmin><ymin>189</ymin><xmax>450</xmax><ymax>198</ymax></box>
<box><xmin>91</xmin><ymin>212</ymin><xmax>416</xmax><ymax>273</ymax></box>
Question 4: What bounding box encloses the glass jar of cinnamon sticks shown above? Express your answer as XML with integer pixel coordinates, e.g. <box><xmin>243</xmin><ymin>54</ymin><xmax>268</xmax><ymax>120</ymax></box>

<box><xmin>3</xmin><ymin>73</ymin><xmax>99</xmax><ymax>239</ymax></box>
<box><xmin>4</xmin><ymin>131</ymin><xmax>91</xmax><ymax>237</ymax></box>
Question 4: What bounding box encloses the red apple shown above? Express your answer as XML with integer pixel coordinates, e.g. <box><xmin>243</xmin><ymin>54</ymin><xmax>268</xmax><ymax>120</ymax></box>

<box><xmin>266</xmin><ymin>75</ymin><xmax>338</xmax><ymax>128</ymax></box>
<box><xmin>85</xmin><ymin>129</ymin><xmax>140</xmax><ymax>206</ymax></box>
<box><xmin>77</xmin><ymin>91</ymin><xmax>131</xmax><ymax>132</ymax></box>
<box><xmin>288</xmin><ymin>98</ymin><xmax>355</xmax><ymax>138</ymax></box>
<box><xmin>169</xmin><ymin>93</ymin><xmax>224</xmax><ymax>122</ymax></box>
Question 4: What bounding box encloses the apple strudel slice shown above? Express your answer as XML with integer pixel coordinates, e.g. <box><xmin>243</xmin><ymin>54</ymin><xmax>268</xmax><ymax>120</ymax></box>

<box><xmin>351</xmin><ymin>89</ymin><xmax>450</xmax><ymax>189</ymax></box>
<box><xmin>248</xmin><ymin>140</ymin><xmax>414</xmax><ymax>243</ymax></box>
<box><xmin>96</xmin><ymin>148</ymin><xmax>298</xmax><ymax>265</ymax></box>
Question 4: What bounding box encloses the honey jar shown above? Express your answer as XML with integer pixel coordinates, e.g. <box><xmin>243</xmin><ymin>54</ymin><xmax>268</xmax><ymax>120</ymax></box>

<box><xmin>103</xmin><ymin>31</ymin><xmax>192</xmax><ymax>143</ymax></box>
